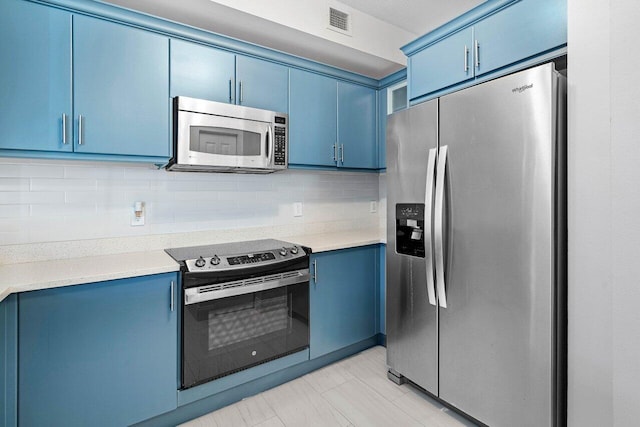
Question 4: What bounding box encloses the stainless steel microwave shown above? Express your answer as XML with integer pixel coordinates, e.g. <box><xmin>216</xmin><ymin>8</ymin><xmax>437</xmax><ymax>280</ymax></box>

<box><xmin>167</xmin><ymin>97</ymin><xmax>288</xmax><ymax>173</ymax></box>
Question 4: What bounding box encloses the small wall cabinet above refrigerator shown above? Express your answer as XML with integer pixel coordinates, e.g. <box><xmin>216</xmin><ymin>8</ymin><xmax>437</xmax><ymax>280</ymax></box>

<box><xmin>404</xmin><ymin>0</ymin><xmax>567</xmax><ymax>103</ymax></box>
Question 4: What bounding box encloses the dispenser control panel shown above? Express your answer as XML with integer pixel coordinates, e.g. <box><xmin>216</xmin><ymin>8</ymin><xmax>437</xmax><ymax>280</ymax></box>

<box><xmin>396</xmin><ymin>203</ymin><xmax>425</xmax><ymax>258</ymax></box>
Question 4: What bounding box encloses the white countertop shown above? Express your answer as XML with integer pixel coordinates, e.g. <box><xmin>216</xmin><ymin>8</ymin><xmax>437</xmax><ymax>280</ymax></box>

<box><xmin>0</xmin><ymin>229</ymin><xmax>385</xmax><ymax>302</ymax></box>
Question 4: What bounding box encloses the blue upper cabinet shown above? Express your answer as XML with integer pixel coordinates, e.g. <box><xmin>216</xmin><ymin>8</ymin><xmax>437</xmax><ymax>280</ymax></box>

<box><xmin>18</xmin><ymin>273</ymin><xmax>178</xmax><ymax>427</ymax></box>
<box><xmin>0</xmin><ymin>0</ymin><xmax>72</xmax><ymax>152</ymax></box>
<box><xmin>473</xmin><ymin>0</ymin><xmax>567</xmax><ymax>77</ymax></box>
<box><xmin>170</xmin><ymin>39</ymin><xmax>235</xmax><ymax>103</ymax></box>
<box><xmin>337</xmin><ymin>82</ymin><xmax>377</xmax><ymax>169</ymax></box>
<box><xmin>170</xmin><ymin>41</ymin><xmax>289</xmax><ymax>112</ymax></box>
<box><xmin>74</xmin><ymin>15</ymin><xmax>170</xmax><ymax>157</ymax></box>
<box><xmin>236</xmin><ymin>55</ymin><xmax>289</xmax><ymax>113</ymax></box>
<box><xmin>408</xmin><ymin>27</ymin><xmax>474</xmax><ymax>101</ymax></box>
<box><xmin>403</xmin><ymin>0</ymin><xmax>567</xmax><ymax>102</ymax></box>
<box><xmin>310</xmin><ymin>246</ymin><xmax>376</xmax><ymax>359</ymax></box>
<box><xmin>378</xmin><ymin>87</ymin><xmax>388</xmax><ymax>170</ymax></box>
<box><xmin>289</xmin><ymin>68</ymin><xmax>338</xmax><ymax>167</ymax></box>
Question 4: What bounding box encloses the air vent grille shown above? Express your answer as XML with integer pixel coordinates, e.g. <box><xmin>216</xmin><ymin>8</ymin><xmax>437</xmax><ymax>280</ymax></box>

<box><xmin>329</xmin><ymin>7</ymin><xmax>349</xmax><ymax>32</ymax></box>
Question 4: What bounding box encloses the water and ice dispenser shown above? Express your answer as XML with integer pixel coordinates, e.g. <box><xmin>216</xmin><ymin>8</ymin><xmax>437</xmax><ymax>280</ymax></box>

<box><xmin>395</xmin><ymin>203</ymin><xmax>425</xmax><ymax>258</ymax></box>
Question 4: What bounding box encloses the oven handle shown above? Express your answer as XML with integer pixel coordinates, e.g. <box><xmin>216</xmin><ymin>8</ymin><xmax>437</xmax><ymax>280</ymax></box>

<box><xmin>184</xmin><ymin>269</ymin><xmax>310</xmax><ymax>305</ymax></box>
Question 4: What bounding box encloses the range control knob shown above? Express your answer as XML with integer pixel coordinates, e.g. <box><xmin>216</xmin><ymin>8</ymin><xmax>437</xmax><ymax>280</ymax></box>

<box><xmin>195</xmin><ymin>257</ymin><xmax>206</xmax><ymax>268</ymax></box>
<box><xmin>279</xmin><ymin>247</ymin><xmax>288</xmax><ymax>256</ymax></box>
<box><xmin>290</xmin><ymin>246</ymin><xmax>299</xmax><ymax>254</ymax></box>
<box><xmin>210</xmin><ymin>255</ymin><xmax>220</xmax><ymax>265</ymax></box>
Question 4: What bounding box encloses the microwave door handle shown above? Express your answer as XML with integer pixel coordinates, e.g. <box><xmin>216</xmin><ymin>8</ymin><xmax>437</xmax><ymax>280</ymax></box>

<box><xmin>266</xmin><ymin>125</ymin><xmax>273</xmax><ymax>164</ymax></box>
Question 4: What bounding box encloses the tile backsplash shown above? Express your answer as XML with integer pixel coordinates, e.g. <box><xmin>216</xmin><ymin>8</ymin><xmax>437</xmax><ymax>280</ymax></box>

<box><xmin>0</xmin><ymin>158</ymin><xmax>383</xmax><ymax>246</ymax></box>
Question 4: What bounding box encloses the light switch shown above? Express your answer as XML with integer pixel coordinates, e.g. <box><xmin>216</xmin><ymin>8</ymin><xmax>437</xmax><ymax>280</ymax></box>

<box><xmin>293</xmin><ymin>202</ymin><xmax>303</xmax><ymax>217</ymax></box>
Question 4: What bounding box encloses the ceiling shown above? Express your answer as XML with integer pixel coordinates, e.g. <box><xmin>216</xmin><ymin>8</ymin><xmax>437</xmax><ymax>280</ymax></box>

<box><xmin>338</xmin><ymin>0</ymin><xmax>484</xmax><ymax>35</ymax></box>
<box><xmin>102</xmin><ymin>0</ymin><xmax>484</xmax><ymax>79</ymax></box>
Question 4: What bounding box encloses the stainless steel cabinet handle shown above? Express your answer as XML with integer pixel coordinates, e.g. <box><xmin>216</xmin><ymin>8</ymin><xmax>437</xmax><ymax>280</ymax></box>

<box><xmin>425</xmin><ymin>148</ymin><xmax>438</xmax><ymax>306</ymax></box>
<box><xmin>78</xmin><ymin>115</ymin><xmax>84</xmax><ymax>145</ymax></box>
<box><xmin>474</xmin><ymin>40</ymin><xmax>480</xmax><ymax>69</ymax></box>
<box><xmin>340</xmin><ymin>144</ymin><xmax>344</xmax><ymax>163</ymax></box>
<box><xmin>170</xmin><ymin>280</ymin><xmax>175</xmax><ymax>312</ymax></box>
<box><xmin>62</xmin><ymin>114</ymin><xmax>68</xmax><ymax>144</ymax></box>
<box><xmin>464</xmin><ymin>45</ymin><xmax>469</xmax><ymax>73</ymax></box>
<box><xmin>434</xmin><ymin>145</ymin><xmax>448</xmax><ymax>308</ymax></box>
<box><xmin>312</xmin><ymin>260</ymin><xmax>318</xmax><ymax>283</ymax></box>
<box><xmin>333</xmin><ymin>143</ymin><xmax>337</xmax><ymax>162</ymax></box>
<box><xmin>228</xmin><ymin>79</ymin><xmax>233</xmax><ymax>103</ymax></box>
<box><xmin>239</xmin><ymin>80</ymin><xmax>243</xmax><ymax>104</ymax></box>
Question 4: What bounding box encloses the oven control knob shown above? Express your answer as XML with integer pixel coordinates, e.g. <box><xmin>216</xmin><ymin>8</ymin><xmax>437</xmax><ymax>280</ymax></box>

<box><xmin>210</xmin><ymin>255</ymin><xmax>220</xmax><ymax>265</ymax></box>
<box><xmin>290</xmin><ymin>246</ymin><xmax>299</xmax><ymax>254</ymax></box>
<box><xmin>279</xmin><ymin>247</ymin><xmax>287</xmax><ymax>256</ymax></box>
<box><xmin>195</xmin><ymin>257</ymin><xmax>206</xmax><ymax>268</ymax></box>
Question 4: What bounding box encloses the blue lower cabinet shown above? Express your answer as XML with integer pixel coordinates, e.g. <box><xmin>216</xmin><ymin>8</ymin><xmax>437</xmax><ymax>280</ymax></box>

<box><xmin>18</xmin><ymin>273</ymin><xmax>178</xmax><ymax>427</ymax></box>
<box><xmin>1</xmin><ymin>295</ymin><xmax>18</xmax><ymax>427</ymax></box>
<box><xmin>310</xmin><ymin>246</ymin><xmax>377</xmax><ymax>359</ymax></box>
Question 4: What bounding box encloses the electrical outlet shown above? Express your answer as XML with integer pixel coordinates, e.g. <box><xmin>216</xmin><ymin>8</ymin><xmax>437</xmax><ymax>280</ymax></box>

<box><xmin>370</xmin><ymin>201</ymin><xmax>378</xmax><ymax>213</ymax></box>
<box><xmin>293</xmin><ymin>202</ymin><xmax>303</xmax><ymax>217</ymax></box>
<box><xmin>131</xmin><ymin>201</ymin><xmax>145</xmax><ymax>226</ymax></box>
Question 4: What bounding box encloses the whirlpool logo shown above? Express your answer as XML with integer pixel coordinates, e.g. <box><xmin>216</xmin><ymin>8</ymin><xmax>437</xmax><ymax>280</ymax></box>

<box><xmin>512</xmin><ymin>83</ymin><xmax>533</xmax><ymax>94</ymax></box>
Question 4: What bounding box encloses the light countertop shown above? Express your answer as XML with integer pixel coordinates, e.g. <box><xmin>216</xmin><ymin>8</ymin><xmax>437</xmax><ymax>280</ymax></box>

<box><xmin>0</xmin><ymin>229</ymin><xmax>385</xmax><ymax>302</ymax></box>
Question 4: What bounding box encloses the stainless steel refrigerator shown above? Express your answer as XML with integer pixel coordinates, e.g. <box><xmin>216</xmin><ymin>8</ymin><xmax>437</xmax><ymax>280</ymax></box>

<box><xmin>386</xmin><ymin>62</ymin><xmax>566</xmax><ymax>427</ymax></box>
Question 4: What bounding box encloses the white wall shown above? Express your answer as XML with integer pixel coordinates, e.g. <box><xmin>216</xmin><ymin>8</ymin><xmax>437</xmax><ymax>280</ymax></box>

<box><xmin>568</xmin><ymin>0</ymin><xmax>640</xmax><ymax>425</ymax></box>
<box><xmin>0</xmin><ymin>158</ymin><xmax>380</xmax><ymax>246</ymax></box>
<box><xmin>209</xmin><ymin>0</ymin><xmax>415</xmax><ymax>65</ymax></box>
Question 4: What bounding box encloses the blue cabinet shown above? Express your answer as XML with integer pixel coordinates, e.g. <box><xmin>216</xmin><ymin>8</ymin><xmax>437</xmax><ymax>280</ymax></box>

<box><xmin>310</xmin><ymin>246</ymin><xmax>377</xmax><ymax>359</ymax></box>
<box><xmin>337</xmin><ymin>82</ymin><xmax>377</xmax><ymax>169</ymax></box>
<box><xmin>74</xmin><ymin>15</ymin><xmax>170</xmax><ymax>157</ymax></box>
<box><xmin>18</xmin><ymin>273</ymin><xmax>178</xmax><ymax>427</ymax></box>
<box><xmin>170</xmin><ymin>40</ymin><xmax>289</xmax><ymax>112</ymax></box>
<box><xmin>289</xmin><ymin>70</ymin><xmax>377</xmax><ymax>169</ymax></box>
<box><xmin>473</xmin><ymin>0</ymin><xmax>567</xmax><ymax>77</ymax></box>
<box><xmin>170</xmin><ymin>39</ymin><xmax>235</xmax><ymax>103</ymax></box>
<box><xmin>378</xmin><ymin>87</ymin><xmax>388</xmax><ymax>170</ymax></box>
<box><xmin>236</xmin><ymin>55</ymin><xmax>289</xmax><ymax>113</ymax></box>
<box><xmin>0</xmin><ymin>0</ymin><xmax>72</xmax><ymax>152</ymax></box>
<box><xmin>404</xmin><ymin>0</ymin><xmax>567</xmax><ymax>101</ymax></box>
<box><xmin>409</xmin><ymin>27</ymin><xmax>474</xmax><ymax>100</ymax></box>
<box><xmin>1</xmin><ymin>295</ymin><xmax>18</xmax><ymax>427</ymax></box>
<box><xmin>0</xmin><ymin>1</ymin><xmax>170</xmax><ymax>160</ymax></box>
<box><xmin>289</xmin><ymin>69</ymin><xmax>338</xmax><ymax>167</ymax></box>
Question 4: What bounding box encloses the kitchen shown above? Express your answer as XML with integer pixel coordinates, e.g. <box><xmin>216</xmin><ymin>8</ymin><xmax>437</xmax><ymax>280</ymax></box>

<box><xmin>0</xmin><ymin>0</ymin><xmax>637</xmax><ymax>426</ymax></box>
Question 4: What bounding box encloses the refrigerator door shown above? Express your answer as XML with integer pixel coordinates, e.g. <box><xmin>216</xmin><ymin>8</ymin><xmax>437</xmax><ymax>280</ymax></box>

<box><xmin>437</xmin><ymin>64</ymin><xmax>560</xmax><ymax>427</ymax></box>
<box><xmin>386</xmin><ymin>99</ymin><xmax>439</xmax><ymax>395</ymax></box>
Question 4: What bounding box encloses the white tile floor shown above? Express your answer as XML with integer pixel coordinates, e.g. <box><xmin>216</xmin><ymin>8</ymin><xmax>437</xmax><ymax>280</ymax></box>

<box><xmin>179</xmin><ymin>346</ymin><xmax>478</xmax><ymax>427</ymax></box>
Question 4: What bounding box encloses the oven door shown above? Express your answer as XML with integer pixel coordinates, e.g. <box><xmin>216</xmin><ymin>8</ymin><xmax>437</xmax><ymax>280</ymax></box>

<box><xmin>176</xmin><ymin>109</ymin><xmax>274</xmax><ymax>171</ymax></box>
<box><xmin>181</xmin><ymin>273</ymin><xmax>309</xmax><ymax>389</ymax></box>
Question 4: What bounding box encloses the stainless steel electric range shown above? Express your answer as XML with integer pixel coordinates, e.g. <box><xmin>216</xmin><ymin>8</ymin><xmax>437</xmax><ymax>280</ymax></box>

<box><xmin>165</xmin><ymin>239</ymin><xmax>310</xmax><ymax>390</ymax></box>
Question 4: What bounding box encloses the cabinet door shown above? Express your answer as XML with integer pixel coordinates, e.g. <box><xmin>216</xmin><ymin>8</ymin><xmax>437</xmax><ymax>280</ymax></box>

<box><xmin>474</xmin><ymin>0</ymin><xmax>567</xmax><ymax>77</ymax></box>
<box><xmin>236</xmin><ymin>55</ymin><xmax>289</xmax><ymax>113</ymax></box>
<box><xmin>289</xmin><ymin>69</ymin><xmax>338</xmax><ymax>167</ymax></box>
<box><xmin>170</xmin><ymin>39</ymin><xmax>235</xmax><ymax>103</ymax></box>
<box><xmin>74</xmin><ymin>16</ymin><xmax>170</xmax><ymax>157</ymax></box>
<box><xmin>18</xmin><ymin>273</ymin><xmax>178</xmax><ymax>427</ymax></box>
<box><xmin>0</xmin><ymin>0</ymin><xmax>71</xmax><ymax>152</ymax></box>
<box><xmin>310</xmin><ymin>247</ymin><xmax>376</xmax><ymax>359</ymax></box>
<box><xmin>408</xmin><ymin>27</ymin><xmax>474</xmax><ymax>100</ymax></box>
<box><xmin>378</xmin><ymin>87</ymin><xmax>388</xmax><ymax>170</ymax></box>
<box><xmin>1</xmin><ymin>295</ymin><xmax>18</xmax><ymax>427</ymax></box>
<box><xmin>337</xmin><ymin>82</ymin><xmax>377</xmax><ymax>169</ymax></box>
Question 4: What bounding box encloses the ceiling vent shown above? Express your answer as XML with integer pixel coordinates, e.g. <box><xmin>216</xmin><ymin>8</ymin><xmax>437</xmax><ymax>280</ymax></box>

<box><xmin>328</xmin><ymin>7</ymin><xmax>352</xmax><ymax>36</ymax></box>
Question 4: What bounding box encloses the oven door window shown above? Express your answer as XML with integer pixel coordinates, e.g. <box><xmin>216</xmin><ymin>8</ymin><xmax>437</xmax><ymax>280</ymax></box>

<box><xmin>182</xmin><ymin>282</ymin><xmax>309</xmax><ymax>389</ymax></box>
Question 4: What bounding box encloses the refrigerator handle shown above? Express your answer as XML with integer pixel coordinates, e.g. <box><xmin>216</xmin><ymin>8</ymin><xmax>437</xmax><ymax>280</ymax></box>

<box><xmin>434</xmin><ymin>145</ymin><xmax>448</xmax><ymax>308</ymax></box>
<box><xmin>425</xmin><ymin>148</ymin><xmax>438</xmax><ymax>306</ymax></box>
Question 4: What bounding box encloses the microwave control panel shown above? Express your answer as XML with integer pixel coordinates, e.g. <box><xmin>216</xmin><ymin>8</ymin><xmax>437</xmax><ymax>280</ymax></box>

<box><xmin>274</xmin><ymin>116</ymin><xmax>287</xmax><ymax>166</ymax></box>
